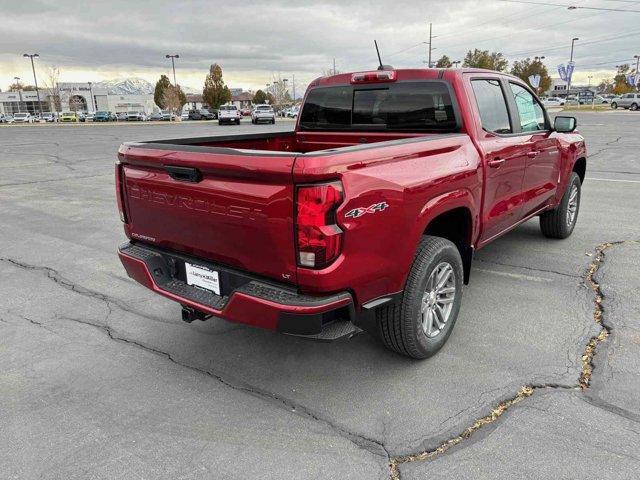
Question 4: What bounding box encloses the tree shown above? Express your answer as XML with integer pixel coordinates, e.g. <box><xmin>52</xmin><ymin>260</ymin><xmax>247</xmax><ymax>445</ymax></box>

<box><xmin>42</xmin><ymin>66</ymin><xmax>62</xmax><ymax>111</ymax></box>
<box><xmin>266</xmin><ymin>92</ymin><xmax>275</xmax><ymax>105</ymax></box>
<box><xmin>253</xmin><ymin>89</ymin><xmax>267</xmax><ymax>104</ymax></box>
<box><xmin>8</xmin><ymin>83</ymin><xmax>36</xmax><ymax>91</ymax></box>
<box><xmin>435</xmin><ymin>55</ymin><xmax>453</xmax><ymax>68</ymax></box>
<box><xmin>202</xmin><ymin>64</ymin><xmax>231</xmax><ymax>109</ymax></box>
<box><xmin>598</xmin><ymin>79</ymin><xmax>614</xmax><ymax>94</ymax></box>
<box><xmin>162</xmin><ymin>85</ymin><xmax>186</xmax><ymax>118</ymax></box>
<box><xmin>613</xmin><ymin>64</ymin><xmax>634</xmax><ymax>95</ymax></box>
<box><xmin>154</xmin><ymin>75</ymin><xmax>172</xmax><ymax>109</ymax></box>
<box><xmin>267</xmin><ymin>73</ymin><xmax>291</xmax><ymax>108</ymax></box>
<box><xmin>463</xmin><ymin>49</ymin><xmax>508</xmax><ymax>72</ymax></box>
<box><xmin>510</xmin><ymin>58</ymin><xmax>551</xmax><ymax>94</ymax></box>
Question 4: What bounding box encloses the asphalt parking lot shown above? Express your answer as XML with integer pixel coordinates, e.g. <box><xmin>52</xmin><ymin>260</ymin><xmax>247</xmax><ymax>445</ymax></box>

<box><xmin>1</xmin><ymin>112</ymin><xmax>639</xmax><ymax>479</ymax></box>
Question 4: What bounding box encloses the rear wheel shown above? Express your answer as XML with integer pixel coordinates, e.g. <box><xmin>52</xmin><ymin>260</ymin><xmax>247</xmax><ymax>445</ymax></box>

<box><xmin>377</xmin><ymin>236</ymin><xmax>463</xmax><ymax>359</ymax></box>
<box><xmin>631</xmin><ymin>103</ymin><xmax>638</xmax><ymax>111</ymax></box>
<box><xmin>611</xmin><ymin>102</ymin><xmax>618</xmax><ymax>109</ymax></box>
<box><xmin>539</xmin><ymin>172</ymin><xmax>581</xmax><ymax>239</ymax></box>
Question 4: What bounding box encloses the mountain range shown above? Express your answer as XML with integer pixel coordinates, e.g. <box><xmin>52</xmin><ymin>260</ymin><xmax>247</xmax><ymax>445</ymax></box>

<box><xmin>94</xmin><ymin>78</ymin><xmax>198</xmax><ymax>95</ymax></box>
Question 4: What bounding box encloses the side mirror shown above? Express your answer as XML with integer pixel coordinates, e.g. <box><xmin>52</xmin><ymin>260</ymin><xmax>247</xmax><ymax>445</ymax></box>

<box><xmin>554</xmin><ymin>116</ymin><xmax>577</xmax><ymax>133</ymax></box>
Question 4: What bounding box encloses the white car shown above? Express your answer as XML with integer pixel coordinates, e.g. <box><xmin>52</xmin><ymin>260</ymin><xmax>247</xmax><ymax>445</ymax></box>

<box><xmin>218</xmin><ymin>105</ymin><xmax>241</xmax><ymax>125</ymax></box>
<box><xmin>286</xmin><ymin>106</ymin><xmax>300</xmax><ymax>118</ymax></box>
<box><xmin>251</xmin><ymin>104</ymin><xmax>275</xmax><ymax>124</ymax></box>
<box><xmin>542</xmin><ymin>97</ymin><xmax>565</xmax><ymax>107</ymax></box>
<box><xmin>0</xmin><ymin>113</ymin><xmax>14</xmax><ymax>123</ymax></box>
<box><xmin>12</xmin><ymin>112</ymin><xmax>34</xmax><ymax>123</ymax></box>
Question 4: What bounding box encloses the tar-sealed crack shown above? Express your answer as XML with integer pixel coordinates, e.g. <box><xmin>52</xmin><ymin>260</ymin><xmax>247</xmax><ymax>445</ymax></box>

<box><xmin>388</xmin><ymin>241</ymin><xmax>629</xmax><ymax>479</ymax></box>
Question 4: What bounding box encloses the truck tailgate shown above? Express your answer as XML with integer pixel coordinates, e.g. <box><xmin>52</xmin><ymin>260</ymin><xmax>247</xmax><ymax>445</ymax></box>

<box><xmin>119</xmin><ymin>144</ymin><xmax>298</xmax><ymax>284</ymax></box>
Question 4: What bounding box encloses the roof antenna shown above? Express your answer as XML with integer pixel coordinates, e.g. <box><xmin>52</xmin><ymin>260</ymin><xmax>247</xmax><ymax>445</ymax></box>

<box><xmin>374</xmin><ymin>40</ymin><xmax>393</xmax><ymax>70</ymax></box>
<box><xmin>374</xmin><ymin>40</ymin><xmax>384</xmax><ymax>70</ymax></box>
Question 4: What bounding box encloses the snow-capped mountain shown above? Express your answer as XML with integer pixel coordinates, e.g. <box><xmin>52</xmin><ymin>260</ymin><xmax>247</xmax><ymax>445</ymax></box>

<box><xmin>94</xmin><ymin>78</ymin><xmax>155</xmax><ymax>95</ymax></box>
<box><xmin>94</xmin><ymin>77</ymin><xmax>199</xmax><ymax>95</ymax></box>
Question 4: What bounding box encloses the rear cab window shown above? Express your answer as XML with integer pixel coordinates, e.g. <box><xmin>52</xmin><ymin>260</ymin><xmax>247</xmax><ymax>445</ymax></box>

<box><xmin>470</xmin><ymin>79</ymin><xmax>512</xmax><ymax>134</ymax></box>
<box><xmin>299</xmin><ymin>81</ymin><xmax>458</xmax><ymax>132</ymax></box>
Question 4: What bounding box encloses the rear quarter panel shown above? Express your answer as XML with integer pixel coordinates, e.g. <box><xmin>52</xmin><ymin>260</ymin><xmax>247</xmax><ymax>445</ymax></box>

<box><xmin>293</xmin><ymin>135</ymin><xmax>482</xmax><ymax>305</ymax></box>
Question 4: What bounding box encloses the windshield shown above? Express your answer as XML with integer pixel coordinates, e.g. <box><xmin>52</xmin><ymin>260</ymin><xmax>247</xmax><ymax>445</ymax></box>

<box><xmin>257</xmin><ymin>106</ymin><xmax>272</xmax><ymax>110</ymax></box>
<box><xmin>221</xmin><ymin>106</ymin><xmax>237</xmax><ymax>111</ymax></box>
<box><xmin>14</xmin><ymin>113</ymin><xmax>28</xmax><ymax>118</ymax></box>
<box><xmin>300</xmin><ymin>81</ymin><xmax>458</xmax><ymax>132</ymax></box>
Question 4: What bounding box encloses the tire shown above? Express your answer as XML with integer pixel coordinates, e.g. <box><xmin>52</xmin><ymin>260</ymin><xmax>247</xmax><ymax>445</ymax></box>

<box><xmin>539</xmin><ymin>172</ymin><xmax>581</xmax><ymax>239</ymax></box>
<box><xmin>218</xmin><ymin>121</ymin><xmax>222</xmax><ymax>126</ymax></box>
<box><xmin>631</xmin><ymin>103</ymin><xmax>638</xmax><ymax>111</ymax></box>
<box><xmin>611</xmin><ymin>102</ymin><xmax>618</xmax><ymax>109</ymax></box>
<box><xmin>377</xmin><ymin>236</ymin><xmax>464</xmax><ymax>359</ymax></box>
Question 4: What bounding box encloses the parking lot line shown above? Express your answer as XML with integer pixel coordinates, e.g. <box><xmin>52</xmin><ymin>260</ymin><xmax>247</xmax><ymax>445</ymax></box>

<box><xmin>586</xmin><ymin>177</ymin><xmax>640</xmax><ymax>184</ymax></box>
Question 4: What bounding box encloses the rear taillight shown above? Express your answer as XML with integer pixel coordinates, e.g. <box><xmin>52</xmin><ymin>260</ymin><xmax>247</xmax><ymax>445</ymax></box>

<box><xmin>296</xmin><ymin>182</ymin><xmax>344</xmax><ymax>269</ymax></box>
<box><xmin>115</xmin><ymin>159</ymin><xmax>128</xmax><ymax>223</ymax></box>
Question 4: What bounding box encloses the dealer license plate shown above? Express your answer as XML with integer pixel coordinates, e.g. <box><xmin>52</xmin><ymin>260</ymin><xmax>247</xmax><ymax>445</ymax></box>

<box><xmin>185</xmin><ymin>262</ymin><xmax>220</xmax><ymax>295</ymax></box>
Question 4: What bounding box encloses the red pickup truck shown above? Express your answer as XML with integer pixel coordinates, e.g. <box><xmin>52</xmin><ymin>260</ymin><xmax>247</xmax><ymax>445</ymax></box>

<box><xmin>116</xmin><ymin>68</ymin><xmax>586</xmax><ymax>359</ymax></box>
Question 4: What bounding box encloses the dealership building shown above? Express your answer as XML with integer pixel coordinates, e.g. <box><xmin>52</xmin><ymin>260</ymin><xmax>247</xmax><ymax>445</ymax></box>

<box><xmin>0</xmin><ymin>82</ymin><xmax>156</xmax><ymax>115</ymax></box>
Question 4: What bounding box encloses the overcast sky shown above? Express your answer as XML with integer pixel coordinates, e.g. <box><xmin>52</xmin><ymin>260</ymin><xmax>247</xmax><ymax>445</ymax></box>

<box><xmin>1</xmin><ymin>0</ymin><xmax>639</xmax><ymax>94</ymax></box>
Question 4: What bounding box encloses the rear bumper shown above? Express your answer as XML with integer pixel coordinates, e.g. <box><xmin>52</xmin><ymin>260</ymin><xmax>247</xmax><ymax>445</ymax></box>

<box><xmin>118</xmin><ymin>242</ymin><xmax>356</xmax><ymax>336</ymax></box>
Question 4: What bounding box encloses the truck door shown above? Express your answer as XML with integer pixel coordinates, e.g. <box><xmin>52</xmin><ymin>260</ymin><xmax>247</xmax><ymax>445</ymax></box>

<box><xmin>506</xmin><ymin>82</ymin><xmax>560</xmax><ymax>218</ymax></box>
<box><xmin>469</xmin><ymin>78</ymin><xmax>527</xmax><ymax>243</ymax></box>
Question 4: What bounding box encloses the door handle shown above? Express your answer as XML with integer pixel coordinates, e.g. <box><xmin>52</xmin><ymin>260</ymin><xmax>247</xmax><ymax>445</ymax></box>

<box><xmin>487</xmin><ymin>158</ymin><xmax>505</xmax><ymax>168</ymax></box>
<box><xmin>527</xmin><ymin>151</ymin><xmax>539</xmax><ymax>158</ymax></box>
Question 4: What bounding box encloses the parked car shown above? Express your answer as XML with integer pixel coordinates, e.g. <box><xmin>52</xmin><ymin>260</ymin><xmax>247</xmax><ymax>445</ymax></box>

<box><xmin>242</xmin><ymin>108</ymin><xmax>252</xmax><ymax>116</ymax></box>
<box><xmin>149</xmin><ymin>111</ymin><xmax>164</xmax><ymax>121</ymax></box>
<box><xmin>41</xmin><ymin>112</ymin><xmax>57</xmax><ymax>122</ymax></box>
<box><xmin>218</xmin><ymin>105</ymin><xmax>241</xmax><ymax>125</ymax></box>
<box><xmin>160</xmin><ymin>110</ymin><xmax>176</xmax><ymax>121</ymax></box>
<box><xmin>115</xmin><ymin>67</ymin><xmax>586</xmax><ymax>359</ymax></box>
<box><xmin>287</xmin><ymin>106</ymin><xmax>300</xmax><ymax>118</ymax></box>
<box><xmin>199</xmin><ymin>108</ymin><xmax>218</xmax><ymax>120</ymax></box>
<box><xmin>126</xmin><ymin>111</ymin><xmax>147</xmax><ymax>121</ymax></box>
<box><xmin>593</xmin><ymin>95</ymin><xmax>609</xmax><ymax>104</ymax></box>
<box><xmin>542</xmin><ymin>97</ymin><xmax>565</xmax><ymax>107</ymax></box>
<box><xmin>180</xmin><ymin>110</ymin><xmax>189</xmax><ymax>121</ymax></box>
<box><xmin>0</xmin><ymin>113</ymin><xmax>14</xmax><ymax>123</ymax></box>
<box><xmin>187</xmin><ymin>109</ymin><xmax>203</xmax><ymax>120</ymax></box>
<box><xmin>80</xmin><ymin>112</ymin><xmax>94</xmax><ymax>122</ymax></box>
<box><xmin>611</xmin><ymin>93</ymin><xmax>640</xmax><ymax>111</ymax></box>
<box><xmin>12</xmin><ymin>112</ymin><xmax>34</xmax><ymax>123</ymax></box>
<box><xmin>251</xmin><ymin>104</ymin><xmax>276</xmax><ymax>124</ymax></box>
<box><xmin>94</xmin><ymin>111</ymin><xmax>116</xmax><ymax>122</ymax></box>
<box><xmin>59</xmin><ymin>112</ymin><xmax>78</xmax><ymax>122</ymax></box>
<box><xmin>116</xmin><ymin>112</ymin><xmax>128</xmax><ymax>121</ymax></box>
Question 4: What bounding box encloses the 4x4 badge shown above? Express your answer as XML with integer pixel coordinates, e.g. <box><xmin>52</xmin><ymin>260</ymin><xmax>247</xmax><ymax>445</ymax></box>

<box><xmin>345</xmin><ymin>201</ymin><xmax>389</xmax><ymax>219</ymax></box>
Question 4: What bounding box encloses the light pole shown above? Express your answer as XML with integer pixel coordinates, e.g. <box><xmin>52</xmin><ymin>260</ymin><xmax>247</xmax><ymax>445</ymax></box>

<box><xmin>87</xmin><ymin>81</ymin><xmax>95</xmax><ymax>112</ymax></box>
<box><xmin>567</xmin><ymin>37</ymin><xmax>578</xmax><ymax>95</ymax></box>
<box><xmin>165</xmin><ymin>54</ymin><xmax>179</xmax><ymax>85</ymax></box>
<box><xmin>23</xmin><ymin>53</ymin><xmax>42</xmax><ymax>115</ymax></box>
<box><xmin>14</xmin><ymin>76</ymin><xmax>23</xmax><ymax>113</ymax></box>
<box><xmin>534</xmin><ymin>56</ymin><xmax>545</xmax><ymax>63</ymax></box>
<box><xmin>292</xmin><ymin>73</ymin><xmax>296</xmax><ymax>102</ymax></box>
<box><xmin>452</xmin><ymin>60</ymin><xmax>461</xmax><ymax>68</ymax></box>
<box><xmin>587</xmin><ymin>75</ymin><xmax>593</xmax><ymax>87</ymax></box>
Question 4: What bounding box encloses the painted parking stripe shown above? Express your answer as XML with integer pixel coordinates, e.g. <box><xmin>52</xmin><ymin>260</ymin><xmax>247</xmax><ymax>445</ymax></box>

<box><xmin>586</xmin><ymin>177</ymin><xmax>640</xmax><ymax>184</ymax></box>
<box><xmin>475</xmin><ymin>268</ymin><xmax>552</xmax><ymax>283</ymax></box>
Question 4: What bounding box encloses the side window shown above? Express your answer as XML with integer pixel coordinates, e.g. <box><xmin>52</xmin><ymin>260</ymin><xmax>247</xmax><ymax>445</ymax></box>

<box><xmin>471</xmin><ymin>79</ymin><xmax>512</xmax><ymax>134</ymax></box>
<box><xmin>509</xmin><ymin>83</ymin><xmax>546</xmax><ymax>132</ymax></box>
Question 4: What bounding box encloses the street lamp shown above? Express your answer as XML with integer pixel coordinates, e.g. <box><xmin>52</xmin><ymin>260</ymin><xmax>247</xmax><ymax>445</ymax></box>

<box><xmin>534</xmin><ymin>56</ymin><xmax>546</xmax><ymax>63</ymax></box>
<box><xmin>165</xmin><ymin>54</ymin><xmax>179</xmax><ymax>85</ymax></box>
<box><xmin>587</xmin><ymin>75</ymin><xmax>593</xmax><ymax>87</ymax></box>
<box><xmin>567</xmin><ymin>38</ymin><xmax>579</xmax><ymax>94</ymax></box>
<box><xmin>452</xmin><ymin>60</ymin><xmax>461</xmax><ymax>68</ymax></box>
<box><xmin>23</xmin><ymin>53</ymin><xmax>42</xmax><ymax>115</ymax></box>
<box><xmin>14</xmin><ymin>76</ymin><xmax>22</xmax><ymax>113</ymax></box>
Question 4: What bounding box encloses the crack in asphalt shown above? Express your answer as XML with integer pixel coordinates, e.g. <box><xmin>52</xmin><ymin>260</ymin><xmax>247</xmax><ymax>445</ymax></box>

<box><xmin>474</xmin><ymin>258</ymin><xmax>582</xmax><ymax>279</ymax></box>
<box><xmin>387</xmin><ymin>240</ymin><xmax>631</xmax><ymax>479</ymax></box>
<box><xmin>0</xmin><ymin>256</ymin><xmax>391</xmax><ymax>464</ymax></box>
<box><xmin>0</xmin><ymin>173</ymin><xmax>110</xmax><ymax>188</ymax></box>
<box><xmin>3</xmin><ymin>240</ymin><xmax>636</xmax><ymax>478</ymax></box>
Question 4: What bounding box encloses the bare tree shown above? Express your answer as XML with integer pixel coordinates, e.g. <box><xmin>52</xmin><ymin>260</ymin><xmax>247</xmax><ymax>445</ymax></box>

<box><xmin>162</xmin><ymin>85</ymin><xmax>185</xmax><ymax>120</ymax></box>
<box><xmin>267</xmin><ymin>73</ymin><xmax>292</xmax><ymax>110</ymax></box>
<box><xmin>42</xmin><ymin>66</ymin><xmax>62</xmax><ymax>111</ymax></box>
<box><xmin>69</xmin><ymin>96</ymin><xmax>84</xmax><ymax>112</ymax></box>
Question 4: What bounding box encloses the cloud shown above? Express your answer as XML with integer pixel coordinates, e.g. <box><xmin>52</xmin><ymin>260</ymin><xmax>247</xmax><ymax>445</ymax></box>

<box><xmin>1</xmin><ymin>0</ymin><xmax>638</xmax><ymax>91</ymax></box>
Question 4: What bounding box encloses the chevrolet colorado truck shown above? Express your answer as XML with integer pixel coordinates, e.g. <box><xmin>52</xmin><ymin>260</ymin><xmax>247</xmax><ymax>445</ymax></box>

<box><xmin>116</xmin><ymin>68</ymin><xmax>586</xmax><ymax>359</ymax></box>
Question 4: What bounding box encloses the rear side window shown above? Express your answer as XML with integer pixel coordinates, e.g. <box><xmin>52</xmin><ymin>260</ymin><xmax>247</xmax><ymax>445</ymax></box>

<box><xmin>509</xmin><ymin>83</ymin><xmax>545</xmax><ymax>132</ymax></box>
<box><xmin>299</xmin><ymin>82</ymin><xmax>458</xmax><ymax>132</ymax></box>
<box><xmin>471</xmin><ymin>79</ymin><xmax>511</xmax><ymax>134</ymax></box>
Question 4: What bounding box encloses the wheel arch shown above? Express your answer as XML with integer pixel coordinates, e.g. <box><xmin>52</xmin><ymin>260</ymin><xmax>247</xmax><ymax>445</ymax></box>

<box><xmin>572</xmin><ymin>157</ymin><xmax>586</xmax><ymax>184</ymax></box>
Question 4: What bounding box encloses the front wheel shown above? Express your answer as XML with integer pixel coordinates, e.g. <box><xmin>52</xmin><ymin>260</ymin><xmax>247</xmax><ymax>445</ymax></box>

<box><xmin>539</xmin><ymin>172</ymin><xmax>581</xmax><ymax>239</ymax></box>
<box><xmin>631</xmin><ymin>103</ymin><xmax>638</xmax><ymax>111</ymax></box>
<box><xmin>377</xmin><ymin>236</ymin><xmax>463</xmax><ymax>359</ymax></box>
<box><xmin>611</xmin><ymin>102</ymin><xmax>618</xmax><ymax>109</ymax></box>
